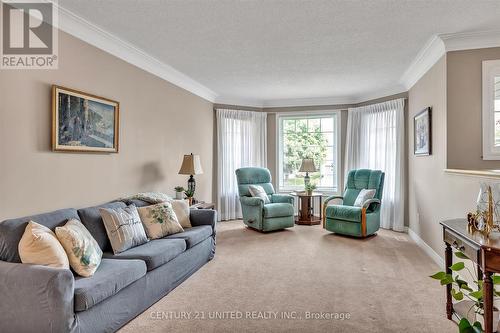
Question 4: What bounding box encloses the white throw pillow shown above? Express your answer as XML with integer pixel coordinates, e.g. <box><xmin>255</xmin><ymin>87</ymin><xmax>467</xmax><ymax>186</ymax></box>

<box><xmin>171</xmin><ymin>199</ymin><xmax>192</xmax><ymax>228</ymax></box>
<box><xmin>18</xmin><ymin>221</ymin><xmax>69</xmax><ymax>269</ymax></box>
<box><xmin>99</xmin><ymin>205</ymin><xmax>149</xmax><ymax>254</ymax></box>
<box><xmin>353</xmin><ymin>189</ymin><xmax>377</xmax><ymax>207</ymax></box>
<box><xmin>137</xmin><ymin>202</ymin><xmax>184</xmax><ymax>239</ymax></box>
<box><xmin>248</xmin><ymin>185</ymin><xmax>270</xmax><ymax>204</ymax></box>
<box><xmin>56</xmin><ymin>219</ymin><xmax>103</xmax><ymax>277</ymax></box>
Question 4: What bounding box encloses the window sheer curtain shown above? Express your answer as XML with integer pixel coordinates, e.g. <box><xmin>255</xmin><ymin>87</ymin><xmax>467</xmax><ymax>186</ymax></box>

<box><xmin>216</xmin><ymin>109</ymin><xmax>267</xmax><ymax>221</ymax></box>
<box><xmin>345</xmin><ymin>98</ymin><xmax>405</xmax><ymax>231</ymax></box>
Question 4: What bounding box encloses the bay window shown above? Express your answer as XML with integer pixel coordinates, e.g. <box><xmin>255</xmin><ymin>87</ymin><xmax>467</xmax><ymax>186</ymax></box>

<box><xmin>277</xmin><ymin>111</ymin><xmax>341</xmax><ymax>193</ymax></box>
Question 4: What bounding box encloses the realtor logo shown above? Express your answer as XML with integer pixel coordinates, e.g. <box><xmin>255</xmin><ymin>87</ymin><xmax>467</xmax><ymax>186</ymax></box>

<box><xmin>1</xmin><ymin>0</ymin><xmax>58</xmax><ymax>69</ymax></box>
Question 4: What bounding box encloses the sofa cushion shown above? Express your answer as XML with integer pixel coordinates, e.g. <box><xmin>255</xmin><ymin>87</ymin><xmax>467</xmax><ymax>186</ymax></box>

<box><xmin>99</xmin><ymin>205</ymin><xmax>149</xmax><ymax>254</ymax></box>
<box><xmin>165</xmin><ymin>225</ymin><xmax>213</xmax><ymax>248</ymax></box>
<box><xmin>325</xmin><ymin>205</ymin><xmax>362</xmax><ymax>223</ymax></box>
<box><xmin>74</xmin><ymin>258</ymin><xmax>146</xmax><ymax>312</ymax></box>
<box><xmin>0</xmin><ymin>208</ymin><xmax>79</xmax><ymax>263</ymax></box>
<box><xmin>103</xmin><ymin>238</ymin><xmax>186</xmax><ymax>271</ymax></box>
<box><xmin>77</xmin><ymin>202</ymin><xmax>126</xmax><ymax>252</ymax></box>
<box><xmin>263</xmin><ymin>203</ymin><xmax>294</xmax><ymax>218</ymax></box>
<box><xmin>19</xmin><ymin>221</ymin><xmax>70</xmax><ymax>269</ymax></box>
<box><xmin>137</xmin><ymin>202</ymin><xmax>184</xmax><ymax>239</ymax></box>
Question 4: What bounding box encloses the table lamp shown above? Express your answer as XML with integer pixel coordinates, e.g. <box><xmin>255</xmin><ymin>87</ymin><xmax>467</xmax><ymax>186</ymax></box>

<box><xmin>178</xmin><ymin>153</ymin><xmax>203</xmax><ymax>194</ymax></box>
<box><xmin>299</xmin><ymin>158</ymin><xmax>316</xmax><ymax>186</ymax></box>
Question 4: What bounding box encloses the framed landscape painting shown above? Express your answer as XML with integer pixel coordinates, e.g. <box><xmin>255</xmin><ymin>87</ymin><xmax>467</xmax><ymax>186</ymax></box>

<box><xmin>52</xmin><ymin>85</ymin><xmax>119</xmax><ymax>153</ymax></box>
<box><xmin>414</xmin><ymin>107</ymin><xmax>432</xmax><ymax>156</ymax></box>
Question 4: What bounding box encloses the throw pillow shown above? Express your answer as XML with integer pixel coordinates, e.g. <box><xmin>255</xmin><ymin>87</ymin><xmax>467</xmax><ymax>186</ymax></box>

<box><xmin>137</xmin><ymin>202</ymin><xmax>184</xmax><ymax>239</ymax></box>
<box><xmin>18</xmin><ymin>221</ymin><xmax>69</xmax><ymax>269</ymax></box>
<box><xmin>55</xmin><ymin>219</ymin><xmax>103</xmax><ymax>277</ymax></box>
<box><xmin>99</xmin><ymin>205</ymin><xmax>148</xmax><ymax>254</ymax></box>
<box><xmin>248</xmin><ymin>185</ymin><xmax>270</xmax><ymax>204</ymax></box>
<box><xmin>171</xmin><ymin>199</ymin><xmax>192</xmax><ymax>228</ymax></box>
<box><xmin>353</xmin><ymin>189</ymin><xmax>377</xmax><ymax>207</ymax></box>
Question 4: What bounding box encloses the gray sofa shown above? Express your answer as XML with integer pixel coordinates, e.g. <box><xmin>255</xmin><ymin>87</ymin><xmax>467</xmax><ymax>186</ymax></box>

<box><xmin>0</xmin><ymin>199</ymin><xmax>217</xmax><ymax>333</ymax></box>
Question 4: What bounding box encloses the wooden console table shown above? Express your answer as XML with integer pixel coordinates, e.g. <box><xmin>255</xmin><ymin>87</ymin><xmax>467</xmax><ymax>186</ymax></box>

<box><xmin>291</xmin><ymin>192</ymin><xmax>322</xmax><ymax>225</ymax></box>
<box><xmin>441</xmin><ymin>219</ymin><xmax>500</xmax><ymax>333</ymax></box>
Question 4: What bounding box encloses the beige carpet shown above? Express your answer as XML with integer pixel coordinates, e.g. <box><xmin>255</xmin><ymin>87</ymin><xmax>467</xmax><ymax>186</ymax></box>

<box><xmin>120</xmin><ymin>221</ymin><xmax>456</xmax><ymax>333</ymax></box>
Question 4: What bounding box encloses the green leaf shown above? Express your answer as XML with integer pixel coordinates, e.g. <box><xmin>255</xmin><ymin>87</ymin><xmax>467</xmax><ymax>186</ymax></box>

<box><xmin>469</xmin><ymin>290</ymin><xmax>483</xmax><ymax>300</ymax></box>
<box><xmin>452</xmin><ymin>289</ymin><xmax>464</xmax><ymax>301</ymax></box>
<box><xmin>440</xmin><ymin>274</ymin><xmax>454</xmax><ymax>285</ymax></box>
<box><xmin>430</xmin><ymin>271</ymin><xmax>447</xmax><ymax>280</ymax></box>
<box><xmin>455</xmin><ymin>251</ymin><xmax>469</xmax><ymax>259</ymax></box>
<box><xmin>456</xmin><ymin>279</ymin><xmax>470</xmax><ymax>289</ymax></box>
<box><xmin>458</xmin><ymin>318</ymin><xmax>483</xmax><ymax>333</ymax></box>
<box><xmin>493</xmin><ymin>275</ymin><xmax>500</xmax><ymax>284</ymax></box>
<box><xmin>471</xmin><ymin>321</ymin><xmax>483</xmax><ymax>333</ymax></box>
<box><xmin>450</xmin><ymin>262</ymin><xmax>465</xmax><ymax>271</ymax></box>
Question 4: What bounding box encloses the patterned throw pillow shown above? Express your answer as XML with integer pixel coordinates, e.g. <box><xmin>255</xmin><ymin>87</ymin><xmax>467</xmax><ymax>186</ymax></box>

<box><xmin>171</xmin><ymin>199</ymin><xmax>192</xmax><ymax>228</ymax></box>
<box><xmin>137</xmin><ymin>202</ymin><xmax>184</xmax><ymax>239</ymax></box>
<box><xmin>55</xmin><ymin>219</ymin><xmax>103</xmax><ymax>277</ymax></box>
<box><xmin>18</xmin><ymin>221</ymin><xmax>69</xmax><ymax>269</ymax></box>
<box><xmin>248</xmin><ymin>185</ymin><xmax>270</xmax><ymax>204</ymax></box>
<box><xmin>99</xmin><ymin>205</ymin><xmax>148</xmax><ymax>254</ymax></box>
<box><xmin>353</xmin><ymin>189</ymin><xmax>377</xmax><ymax>207</ymax></box>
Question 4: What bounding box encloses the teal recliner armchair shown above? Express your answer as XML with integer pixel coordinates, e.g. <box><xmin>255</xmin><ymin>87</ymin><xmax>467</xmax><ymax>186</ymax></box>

<box><xmin>323</xmin><ymin>169</ymin><xmax>384</xmax><ymax>237</ymax></box>
<box><xmin>235</xmin><ymin>167</ymin><xmax>295</xmax><ymax>232</ymax></box>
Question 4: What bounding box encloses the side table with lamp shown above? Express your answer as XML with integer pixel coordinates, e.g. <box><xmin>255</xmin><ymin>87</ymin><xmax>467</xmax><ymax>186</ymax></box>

<box><xmin>178</xmin><ymin>153</ymin><xmax>203</xmax><ymax>205</ymax></box>
<box><xmin>293</xmin><ymin>158</ymin><xmax>323</xmax><ymax>225</ymax></box>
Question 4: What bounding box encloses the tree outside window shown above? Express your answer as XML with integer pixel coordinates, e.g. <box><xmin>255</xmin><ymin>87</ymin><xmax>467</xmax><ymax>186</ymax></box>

<box><xmin>279</xmin><ymin>114</ymin><xmax>338</xmax><ymax>191</ymax></box>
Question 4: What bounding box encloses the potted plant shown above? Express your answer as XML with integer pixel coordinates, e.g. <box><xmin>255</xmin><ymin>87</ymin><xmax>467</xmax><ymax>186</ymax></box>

<box><xmin>184</xmin><ymin>189</ymin><xmax>195</xmax><ymax>206</ymax></box>
<box><xmin>174</xmin><ymin>186</ymin><xmax>185</xmax><ymax>200</ymax></box>
<box><xmin>305</xmin><ymin>183</ymin><xmax>316</xmax><ymax>196</ymax></box>
<box><xmin>430</xmin><ymin>251</ymin><xmax>500</xmax><ymax>332</ymax></box>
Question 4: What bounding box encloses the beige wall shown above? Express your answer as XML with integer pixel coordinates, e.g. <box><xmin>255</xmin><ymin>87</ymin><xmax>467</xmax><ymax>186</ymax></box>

<box><xmin>408</xmin><ymin>55</ymin><xmax>481</xmax><ymax>256</ymax></box>
<box><xmin>447</xmin><ymin>47</ymin><xmax>500</xmax><ymax>170</ymax></box>
<box><xmin>0</xmin><ymin>31</ymin><xmax>214</xmax><ymax>221</ymax></box>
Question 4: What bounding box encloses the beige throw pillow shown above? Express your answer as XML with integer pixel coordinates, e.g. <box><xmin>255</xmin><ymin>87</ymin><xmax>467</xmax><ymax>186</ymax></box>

<box><xmin>18</xmin><ymin>221</ymin><xmax>69</xmax><ymax>269</ymax></box>
<box><xmin>248</xmin><ymin>185</ymin><xmax>270</xmax><ymax>204</ymax></box>
<box><xmin>171</xmin><ymin>199</ymin><xmax>192</xmax><ymax>228</ymax></box>
<box><xmin>99</xmin><ymin>205</ymin><xmax>148</xmax><ymax>254</ymax></box>
<box><xmin>55</xmin><ymin>219</ymin><xmax>103</xmax><ymax>277</ymax></box>
<box><xmin>137</xmin><ymin>202</ymin><xmax>184</xmax><ymax>239</ymax></box>
<box><xmin>353</xmin><ymin>189</ymin><xmax>377</xmax><ymax>207</ymax></box>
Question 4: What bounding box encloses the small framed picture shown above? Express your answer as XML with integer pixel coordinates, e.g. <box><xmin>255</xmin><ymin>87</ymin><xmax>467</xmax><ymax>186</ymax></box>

<box><xmin>52</xmin><ymin>85</ymin><xmax>119</xmax><ymax>153</ymax></box>
<box><xmin>414</xmin><ymin>107</ymin><xmax>432</xmax><ymax>156</ymax></box>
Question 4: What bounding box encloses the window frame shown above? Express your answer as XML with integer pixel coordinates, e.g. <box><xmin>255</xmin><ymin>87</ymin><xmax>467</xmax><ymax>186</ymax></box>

<box><xmin>482</xmin><ymin>59</ymin><xmax>500</xmax><ymax>160</ymax></box>
<box><xmin>276</xmin><ymin>110</ymin><xmax>342</xmax><ymax>195</ymax></box>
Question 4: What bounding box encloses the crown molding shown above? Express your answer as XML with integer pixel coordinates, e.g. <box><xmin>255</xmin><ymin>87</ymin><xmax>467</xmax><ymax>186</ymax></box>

<box><xmin>352</xmin><ymin>85</ymin><xmax>407</xmax><ymax>105</ymax></box>
<box><xmin>441</xmin><ymin>30</ymin><xmax>500</xmax><ymax>52</ymax></box>
<box><xmin>400</xmin><ymin>35</ymin><xmax>446</xmax><ymax>90</ymax></box>
<box><xmin>400</xmin><ymin>30</ymin><xmax>500</xmax><ymax>91</ymax></box>
<box><xmin>261</xmin><ymin>95</ymin><xmax>357</xmax><ymax>108</ymax></box>
<box><xmin>52</xmin><ymin>2</ymin><xmax>217</xmax><ymax>102</ymax></box>
<box><xmin>214</xmin><ymin>96</ymin><xmax>264</xmax><ymax>108</ymax></box>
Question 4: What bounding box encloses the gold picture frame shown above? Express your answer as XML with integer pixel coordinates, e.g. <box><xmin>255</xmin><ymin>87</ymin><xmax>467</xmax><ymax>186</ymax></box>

<box><xmin>52</xmin><ymin>85</ymin><xmax>119</xmax><ymax>153</ymax></box>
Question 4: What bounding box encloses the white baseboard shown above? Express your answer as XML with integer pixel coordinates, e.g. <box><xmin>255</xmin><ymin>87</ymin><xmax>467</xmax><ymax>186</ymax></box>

<box><xmin>407</xmin><ymin>228</ymin><xmax>444</xmax><ymax>269</ymax></box>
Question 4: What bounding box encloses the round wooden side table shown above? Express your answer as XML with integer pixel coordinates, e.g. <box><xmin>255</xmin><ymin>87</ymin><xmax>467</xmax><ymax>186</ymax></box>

<box><xmin>291</xmin><ymin>192</ymin><xmax>323</xmax><ymax>225</ymax></box>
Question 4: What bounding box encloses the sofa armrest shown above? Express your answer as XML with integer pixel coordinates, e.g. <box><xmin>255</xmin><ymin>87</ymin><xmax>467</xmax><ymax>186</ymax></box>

<box><xmin>190</xmin><ymin>209</ymin><xmax>217</xmax><ymax>232</ymax></box>
<box><xmin>271</xmin><ymin>194</ymin><xmax>294</xmax><ymax>204</ymax></box>
<box><xmin>0</xmin><ymin>261</ymin><xmax>76</xmax><ymax>333</ymax></box>
<box><xmin>239</xmin><ymin>196</ymin><xmax>264</xmax><ymax>206</ymax></box>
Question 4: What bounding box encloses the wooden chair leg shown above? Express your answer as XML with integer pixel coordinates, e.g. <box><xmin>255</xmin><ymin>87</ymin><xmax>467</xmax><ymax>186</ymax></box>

<box><xmin>322</xmin><ymin>204</ymin><xmax>326</xmax><ymax>228</ymax></box>
<box><xmin>361</xmin><ymin>208</ymin><xmax>367</xmax><ymax>237</ymax></box>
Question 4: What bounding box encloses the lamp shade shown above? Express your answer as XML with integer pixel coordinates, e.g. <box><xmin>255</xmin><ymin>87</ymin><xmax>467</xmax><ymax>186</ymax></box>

<box><xmin>178</xmin><ymin>154</ymin><xmax>204</xmax><ymax>175</ymax></box>
<box><xmin>299</xmin><ymin>158</ymin><xmax>316</xmax><ymax>173</ymax></box>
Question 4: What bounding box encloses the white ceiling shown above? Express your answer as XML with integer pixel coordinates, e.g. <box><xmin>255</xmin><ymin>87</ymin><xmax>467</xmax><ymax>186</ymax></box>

<box><xmin>57</xmin><ymin>0</ymin><xmax>500</xmax><ymax>106</ymax></box>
